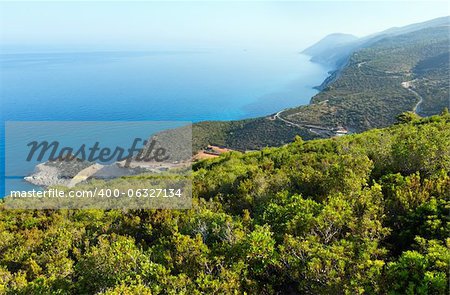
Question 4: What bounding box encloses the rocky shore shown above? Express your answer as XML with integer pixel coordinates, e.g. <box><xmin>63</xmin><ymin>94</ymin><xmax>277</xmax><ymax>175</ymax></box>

<box><xmin>24</xmin><ymin>160</ymin><xmax>180</xmax><ymax>188</ymax></box>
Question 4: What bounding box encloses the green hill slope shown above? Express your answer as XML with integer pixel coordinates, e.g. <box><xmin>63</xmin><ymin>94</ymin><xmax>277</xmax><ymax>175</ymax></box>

<box><xmin>283</xmin><ymin>25</ymin><xmax>450</xmax><ymax>132</ymax></box>
<box><xmin>0</xmin><ymin>114</ymin><xmax>449</xmax><ymax>294</ymax></box>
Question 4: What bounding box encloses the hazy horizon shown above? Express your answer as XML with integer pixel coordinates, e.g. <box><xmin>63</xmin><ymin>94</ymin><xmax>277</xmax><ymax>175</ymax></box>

<box><xmin>0</xmin><ymin>1</ymin><xmax>448</xmax><ymax>54</ymax></box>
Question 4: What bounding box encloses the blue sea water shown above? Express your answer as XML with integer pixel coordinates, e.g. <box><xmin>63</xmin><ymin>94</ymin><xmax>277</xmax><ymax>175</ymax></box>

<box><xmin>0</xmin><ymin>50</ymin><xmax>330</xmax><ymax>195</ymax></box>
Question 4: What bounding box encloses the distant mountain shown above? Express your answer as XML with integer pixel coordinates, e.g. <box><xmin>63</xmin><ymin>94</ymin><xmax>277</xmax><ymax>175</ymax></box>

<box><xmin>302</xmin><ymin>33</ymin><xmax>358</xmax><ymax>59</ymax></box>
<box><xmin>303</xmin><ymin>16</ymin><xmax>450</xmax><ymax>68</ymax></box>
<box><xmin>379</xmin><ymin>16</ymin><xmax>450</xmax><ymax>36</ymax></box>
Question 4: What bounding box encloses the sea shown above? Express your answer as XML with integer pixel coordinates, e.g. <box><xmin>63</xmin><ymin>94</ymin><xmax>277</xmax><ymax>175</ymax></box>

<box><xmin>0</xmin><ymin>49</ymin><xmax>331</xmax><ymax>195</ymax></box>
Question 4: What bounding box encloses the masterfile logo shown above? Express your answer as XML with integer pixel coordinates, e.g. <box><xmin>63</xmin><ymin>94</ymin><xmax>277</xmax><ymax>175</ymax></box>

<box><xmin>4</xmin><ymin>121</ymin><xmax>192</xmax><ymax>209</ymax></box>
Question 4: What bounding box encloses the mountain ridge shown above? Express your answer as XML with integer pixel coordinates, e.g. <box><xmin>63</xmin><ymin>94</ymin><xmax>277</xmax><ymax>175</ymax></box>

<box><xmin>303</xmin><ymin>15</ymin><xmax>450</xmax><ymax>68</ymax></box>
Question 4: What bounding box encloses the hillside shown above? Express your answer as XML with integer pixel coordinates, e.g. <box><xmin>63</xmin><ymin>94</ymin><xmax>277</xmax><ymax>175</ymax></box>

<box><xmin>191</xmin><ymin>117</ymin><xmax>317</xmax><ymax>152</ymax></box>
<box><xmin>1</xmin><ymin>114</ymin><xmax>449</xmax><ymax>294</ymax></box>
<box><xmin>283</xmin><ymin>24</ymin><xmax>450</xmax><ymax>132</ymax></box>
<box><xmin>188</xmin><ymin>17</ymin><xmax>450</xmax><ymax>151</ymax></box>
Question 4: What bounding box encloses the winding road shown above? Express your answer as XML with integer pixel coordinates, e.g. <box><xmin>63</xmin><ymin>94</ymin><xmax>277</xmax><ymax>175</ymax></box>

<box><xmin>273</xmin><ymin>110</ymin><xmax>302</xmax><ymax>127</ymax></box>
<box><xmin>401</xmin><ymin>81</ymin><xmax>423</xmax><ymax>114</ymax></box>
<box><xmin>273</xmin><ymin>110</ymin><xmax>337</xmax><ymax>136</ymax></box>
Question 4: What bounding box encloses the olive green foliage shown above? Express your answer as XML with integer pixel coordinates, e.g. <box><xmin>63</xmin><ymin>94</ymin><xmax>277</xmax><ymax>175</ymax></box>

<box><xmin>0</xmin><ymin>115</ymin><xmax>449</xmax><ymax>294</ymax></box>
<box><xmin>191</xmin><ymin>117</ymin><xmax>317</xmax><ymax>152</ymax></box>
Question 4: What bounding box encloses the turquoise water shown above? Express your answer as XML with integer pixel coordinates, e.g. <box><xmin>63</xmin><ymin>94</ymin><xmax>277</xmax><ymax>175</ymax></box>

<box><xmin>1</xmin><ymin>50</ymin><xmax>329</xmax><ymax>121</ymax></box>
<box><xmin>0</xmin><ymin>50</ymin><xmax>330</xmax><ymax>194</ymax></box>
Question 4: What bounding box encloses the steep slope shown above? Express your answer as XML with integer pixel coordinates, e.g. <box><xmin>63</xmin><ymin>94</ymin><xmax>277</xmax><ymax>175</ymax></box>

<box><xmin>283</xmin><ymin>24</ymin><xmax>450</xmax><ymax>132</ymax></box>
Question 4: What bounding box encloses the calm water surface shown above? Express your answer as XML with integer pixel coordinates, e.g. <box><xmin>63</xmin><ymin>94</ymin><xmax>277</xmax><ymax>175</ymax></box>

<box><xmin>0</xmin><ymin>50</ymin><xmax>330</xmax><ymax>194</ymax></box>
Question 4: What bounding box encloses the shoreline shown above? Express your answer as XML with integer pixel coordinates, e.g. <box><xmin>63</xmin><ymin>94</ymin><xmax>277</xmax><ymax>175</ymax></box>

<box><xmin>15</xmin><ymin>55</ymin><xmax>338</xmax><ymax>192</ymax></box>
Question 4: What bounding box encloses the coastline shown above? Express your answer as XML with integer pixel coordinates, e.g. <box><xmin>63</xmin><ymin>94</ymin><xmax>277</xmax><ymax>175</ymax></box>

<box><xmin>16</xmin><ymin>55</ymin><xmax>337</xmax><ymax>191</ymax></box>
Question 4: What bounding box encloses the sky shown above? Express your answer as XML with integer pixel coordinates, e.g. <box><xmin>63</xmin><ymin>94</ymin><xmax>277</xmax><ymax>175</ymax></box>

<box><xmin>0</xmin><ymin>1</ymin><xmax>449</xmax><ymax>53</ymax></box>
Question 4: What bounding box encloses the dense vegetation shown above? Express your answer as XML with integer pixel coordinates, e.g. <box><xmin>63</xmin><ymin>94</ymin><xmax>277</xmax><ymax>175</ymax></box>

<box><xmin>413</xmin><ymin>50</ymin><xmax>450</xmax><ymax>116</ymax></box>
<box><xmin>1</xmin><ymin>113</ymin><xmax>449</xmax><ymax>294</ymax></box>
<box><xmin>191</xmin><ymin>118</ymin><xmax>316</xmax><ymax>152</ymax></box>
